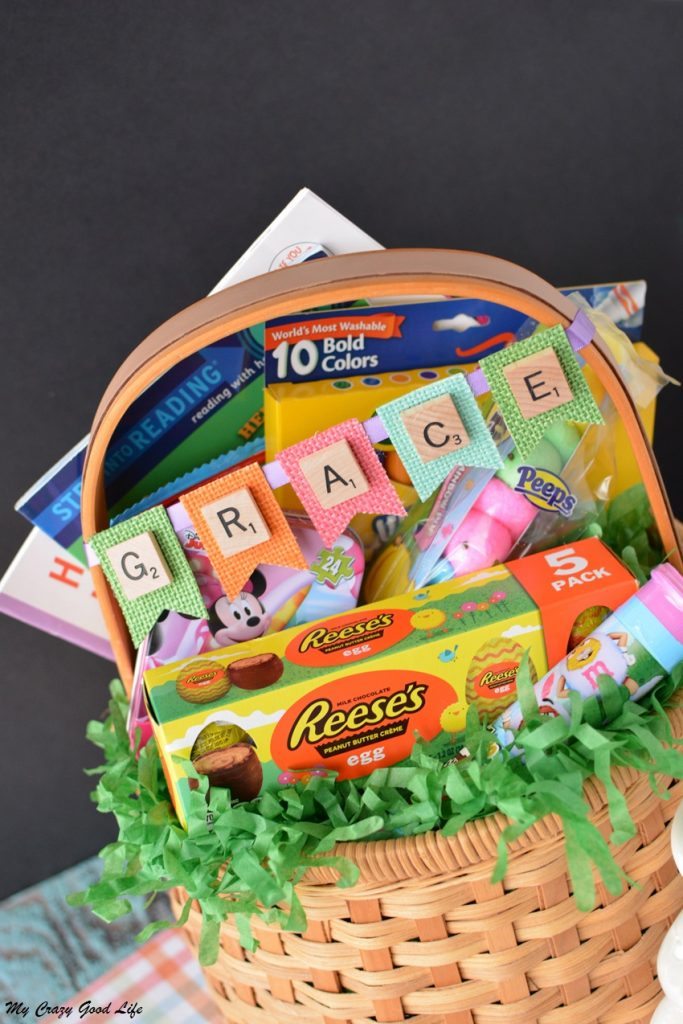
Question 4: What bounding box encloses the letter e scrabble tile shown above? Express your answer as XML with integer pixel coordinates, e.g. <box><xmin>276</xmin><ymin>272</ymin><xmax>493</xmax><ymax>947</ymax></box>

<box><xmin>108</xmin><ymin>531</ymin><xmax>173</xmax><ymax>600</ymax></box>
<box><xmin>503</xmin><ymin>347</ymin><xmax>573</xmax><ymax>419</ymax></box>
<box><xmin>299</xmin><ymin>439</ymin><xmax>370</xmax><ymax>509</ymax></box>
<box><xmin>200</xmin><ymin>487</ymin><xmax>271</xmax><ymax>557</ymax></box>
<box><xmin>400</xmin><ymin>394</ymin><xmax>471</xmax><ymax>463</ymax></box>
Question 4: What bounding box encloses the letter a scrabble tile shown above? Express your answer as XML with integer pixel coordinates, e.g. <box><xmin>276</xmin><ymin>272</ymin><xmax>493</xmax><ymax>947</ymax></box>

<box><xmin>199</xmin><ymin>487</ymin><xmax>271</xmax><ymax>557</ymax></box>
<box><xmin>107</xmin><ymin>531</ymin><xmax>173</xmax><ymax>601</ymax></box>
<box><xmin>400</xmin><ymin>394</ymin><xmax>471</xmax><ymax>463</ymax></box>
<box><xmin>502</xmin><ymin>347</ymin><xmax>574</xmax><ymax>420</ymax></box>
<box><xmin>298</xmin><ymin>438</ymin><xmax>370</xmax><ymax>510</ymax></box>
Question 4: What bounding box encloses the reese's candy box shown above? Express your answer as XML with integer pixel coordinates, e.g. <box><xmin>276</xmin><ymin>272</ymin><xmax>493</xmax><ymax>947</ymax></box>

<box><xmin>143</xmin><ymin>538</ymin><xmax>637</xmax><ymax>826</ymax></box>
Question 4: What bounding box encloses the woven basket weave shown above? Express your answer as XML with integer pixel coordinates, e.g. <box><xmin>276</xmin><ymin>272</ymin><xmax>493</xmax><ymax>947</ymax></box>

<box><xmin>171</xmin><ymin>703</ymin><xmax>683</xmax><ymax>1024</ymax></box>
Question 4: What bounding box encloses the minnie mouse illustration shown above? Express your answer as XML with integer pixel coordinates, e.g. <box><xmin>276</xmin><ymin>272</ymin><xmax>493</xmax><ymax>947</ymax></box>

<box><xmin>207</xmin><ymin>569</ymin><xmax>271</xmax><ymax>646</ymax></box>
<box><xmin>147</xmin><ymin>569</ymin><xmax>271</xmax><ymax>662</ymax></box>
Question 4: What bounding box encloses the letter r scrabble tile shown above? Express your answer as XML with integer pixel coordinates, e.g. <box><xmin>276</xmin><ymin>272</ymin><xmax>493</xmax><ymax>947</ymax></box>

<box><xmin>199</xmin><ymin>487</ymin><xmax>271</xmax><ymax>557</ymax></box>
<box><xmin>299</xmin><ymin>439</ymin><xmax>370</xmax><ymax>509</ymax></box>
<box><xmin>503</xmin><ymin>347</ymin><xmax>574</xmax><ymax>419</ymax></box>
<box><xmin>107</xmin><ymin>531</ymin><xmax>173</xmax><ymax>600</ymax></box>
<box><xmin>400</xmin><ymin>394</ymin><xmax>471</xmax><ymax>463</ymax></box>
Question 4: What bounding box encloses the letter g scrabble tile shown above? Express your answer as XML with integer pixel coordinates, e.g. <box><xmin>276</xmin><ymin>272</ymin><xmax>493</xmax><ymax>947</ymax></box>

<box><xmin>108</xmin><ymin>531</ymin><xmax>173</xmax><ymax>600</ymax></box>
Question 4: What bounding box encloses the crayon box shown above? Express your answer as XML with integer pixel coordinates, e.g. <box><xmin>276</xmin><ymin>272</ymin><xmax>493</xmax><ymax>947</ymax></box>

<box><xmin>143</xmin><ymin>538</ymin><xmax>637</xmax><ymax>826</ymax></box>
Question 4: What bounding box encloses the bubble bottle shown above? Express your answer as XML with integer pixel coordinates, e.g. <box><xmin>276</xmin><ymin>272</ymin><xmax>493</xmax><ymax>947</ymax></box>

<box><xmin>492</xmin><ymin>563</ymin><xmax>683</xmax><ymax>749</ymax></box>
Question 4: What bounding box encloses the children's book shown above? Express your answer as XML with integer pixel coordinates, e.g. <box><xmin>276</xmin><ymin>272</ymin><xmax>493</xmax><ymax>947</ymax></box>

<box><xmin>0</xmin><ymin>528</ymin><xmax>113</xmax><ymax>660</ymax></box>
<box><xmin>16</xmin><ymin>337</ymin><xmax>264</xmax><ymax>563</ymax></box>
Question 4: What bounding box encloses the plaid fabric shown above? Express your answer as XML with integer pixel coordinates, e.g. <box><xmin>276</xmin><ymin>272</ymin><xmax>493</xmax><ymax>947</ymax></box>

<box><xmin>44</xmin><ymin>929</ymin><xmax>223</xmax><ymax>1023</ymax></box>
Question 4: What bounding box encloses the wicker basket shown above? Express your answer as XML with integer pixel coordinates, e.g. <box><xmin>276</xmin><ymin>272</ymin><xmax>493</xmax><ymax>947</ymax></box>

<box><xmin>79</xmin><ymin>252</ymin><xmax>683</xmax><ymax>1022</ymax></box>
<box><xmin>171</xmin><ymin>705</ymin><xmax>683</xmax><ymax>1024</ymax></box>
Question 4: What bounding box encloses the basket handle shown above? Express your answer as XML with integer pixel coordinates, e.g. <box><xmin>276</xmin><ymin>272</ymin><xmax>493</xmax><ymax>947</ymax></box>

<box><xmin>81</xmin><ymin>248</ymin><xmax>682</xmax><ymax>688</ymax></box>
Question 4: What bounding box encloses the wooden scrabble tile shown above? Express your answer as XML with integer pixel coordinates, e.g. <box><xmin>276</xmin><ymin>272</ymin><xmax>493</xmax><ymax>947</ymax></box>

<box><xmin>400</xmin><ymin>394</ymin><xmax>471</xmax><ymax>463</ymax></box>
<box><xmin>503</xmin><ymin>347</ymin><xmax>573</xmax><ymax>419</ymax></box>
<box><xmin>200</xmin><ymin>487</ymin><xmax>271</xmax><ymax>557</ymax></box>
<box><xmin>108</xmin><ymin>531</ymin><xmax>173</xmax><ymax>600</ymax></box>
<box><xmin>299</xmin><ymin>439</ymin><xmax>370</xmax><ymax>509</ymax></box>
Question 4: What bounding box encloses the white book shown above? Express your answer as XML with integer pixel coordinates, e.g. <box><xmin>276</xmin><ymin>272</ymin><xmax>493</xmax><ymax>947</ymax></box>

<box><xmin>0</xmin><ymin>528</ymin><xmax>113</xmax><ymax>660</ymax></box>
<box><xmin>209</xmin><ymin>187</ymin><xmax>382</xmax><ymax>292</ymax></box>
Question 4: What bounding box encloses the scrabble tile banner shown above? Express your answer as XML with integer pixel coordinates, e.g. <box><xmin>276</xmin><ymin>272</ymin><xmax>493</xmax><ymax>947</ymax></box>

<box><xmin>180</xmin><ymin>462</ymin><xmax>307</xmax><ymax>600</ymax></box>
<box><xmin>91</xmin><ymin>318</ymin><xmax>602</xmax><ymax>648</ymax></box>
<box><xmin>277</xmin><ymin>419</ymin><xmax>406</xmax><ymax>547</ymax></box>
<box><xmin>376</xmin><ymin>374</ymin><xmax>503</xmax><ymax>501</ymax></box>
<box><xmin>90</xmin><ymin>506</ymin><xmax>207</xmax><ymax>647</ymax></box>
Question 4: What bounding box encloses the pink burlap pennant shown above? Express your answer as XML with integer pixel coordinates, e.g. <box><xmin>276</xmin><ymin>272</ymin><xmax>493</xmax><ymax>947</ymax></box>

<box><xmin>278</xmin><ymin>419</ymin><xmax>405</xmax><ymax>547</ymax></box>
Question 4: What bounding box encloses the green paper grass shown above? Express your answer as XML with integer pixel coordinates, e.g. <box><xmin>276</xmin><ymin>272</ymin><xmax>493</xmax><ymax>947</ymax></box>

<box><xmin>565</xmin><ymin>483</ymin><xmax>665</xmax><ymax>583</ymax></box>
<box><xmin>70</xmin><ymin>662</ymin><xmax>683</xmax><ymax>967</ymax></box>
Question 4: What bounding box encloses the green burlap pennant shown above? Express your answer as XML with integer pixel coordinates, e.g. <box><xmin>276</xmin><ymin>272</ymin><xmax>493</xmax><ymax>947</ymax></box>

<box><xmin>376</xmin><ymin>373</ymin><xmax>502</xmax><ymax>500</ymax></box>
<box><xmin>480</xmin><ymin>325</ymin><xmax>603</xmax><ymax>458</ymax></box>
<box><xmin>90</xmin><ymin>506</ymin><xmax>207</xmax><ymax>647</ymax></box>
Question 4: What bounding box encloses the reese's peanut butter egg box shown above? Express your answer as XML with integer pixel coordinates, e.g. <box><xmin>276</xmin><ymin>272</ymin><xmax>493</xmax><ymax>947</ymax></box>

<box><xmin>143</xmin><ymin>538</ymin><xmax>636</xmax><ymax>826</ymax></box>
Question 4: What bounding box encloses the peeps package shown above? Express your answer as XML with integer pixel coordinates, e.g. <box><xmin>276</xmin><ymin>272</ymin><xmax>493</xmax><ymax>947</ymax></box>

<box><xmin>143</xmin><ymin>538</ymin><xmax>636</xmax><ymax>826</ymax></box>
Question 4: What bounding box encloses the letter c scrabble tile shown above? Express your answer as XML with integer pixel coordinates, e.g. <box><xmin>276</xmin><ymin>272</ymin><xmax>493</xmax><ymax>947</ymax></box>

<box><xmin>400</xmin><ymin>394</ymin><xmax>471</xmax><ymax>463</ymax></box>
<box><xmin>298</xmin><ymin>438</ymin><xmax>370</xmax><ymax>510</ymax></box>
<box><xmin>503</xmin><ymin>346</ymin><xmax>574</xmax><ymax>419</ymax></box>
<box><xmin>199</xmin><ymin>487</ymin><xmax>271</xmax><ymax>557</ymax></box>
<box><xmin>107</xmin><ymin>531</ymin><xmax>173</xmax><ymax>600</ymax></box>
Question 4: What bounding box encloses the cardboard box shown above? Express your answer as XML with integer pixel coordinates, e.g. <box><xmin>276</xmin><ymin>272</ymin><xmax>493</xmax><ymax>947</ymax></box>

<box><xmin>265</xmin><ymin>365</ymin><xmax>469</xmax><ymax>461</ymax></box>
<box><xmin>144</xmin><ymin>538</ymin><xmax>637</xmax><ymax>826</ymax></box>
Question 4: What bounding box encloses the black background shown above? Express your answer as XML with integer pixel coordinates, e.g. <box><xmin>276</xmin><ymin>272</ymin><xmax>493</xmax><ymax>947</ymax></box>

<box><xmin>1</xmin><ymin>1</ymin><xmax>682</xmax><ymax>899</ymax></box>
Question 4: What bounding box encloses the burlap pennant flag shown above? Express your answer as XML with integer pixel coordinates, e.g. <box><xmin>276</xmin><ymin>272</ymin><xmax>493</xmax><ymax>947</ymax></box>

<box><xmin>480</xmin><ymin>324</ymin><xmax>603</xmax><ymax>458</ymax></box>
<box><xmin>278</xmin><ymin>419</ymin><xmax>406</xmax><ymax>547</ymax></box>
<box><xmin>376</xmin><ymin>373</ymin><xmax>502</xmax><ymax>501</ymax></box>
<box><xmin>90</xmin><ymin>505</ymin><xmax>207</xmax><ymax>647</ymax></box>
<box><xmin>180</xmin><ymin>462</ymin><xmax>307</xmax><ymax>601</ymax></box>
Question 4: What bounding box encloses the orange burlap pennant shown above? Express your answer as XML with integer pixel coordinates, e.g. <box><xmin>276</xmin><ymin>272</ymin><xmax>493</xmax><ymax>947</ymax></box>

<box><xmin>180</xmin><ymin>463</ymin><xmax>306</xmax><ymax>601</ymax></box>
